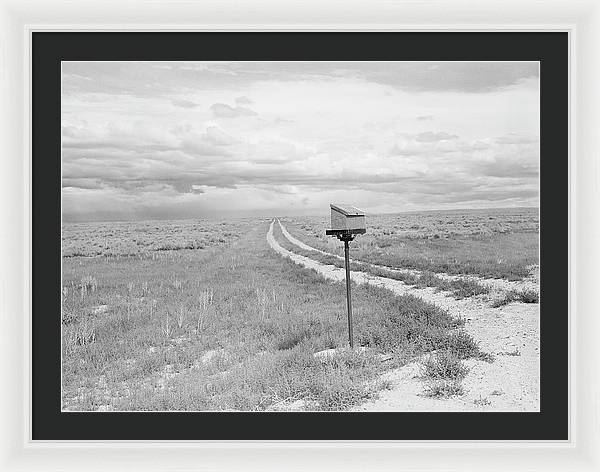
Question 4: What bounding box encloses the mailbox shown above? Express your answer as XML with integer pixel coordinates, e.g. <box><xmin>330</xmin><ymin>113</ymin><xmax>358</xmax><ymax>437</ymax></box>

<box><xmin>325</xmin><ymin>203</ymin><xmax>366</xmax><ymax>349</ymax></box>
<box><xmin>329</xmin><ymin>204</ymin><xmax>366</xmax><ymax>232</ymax></box>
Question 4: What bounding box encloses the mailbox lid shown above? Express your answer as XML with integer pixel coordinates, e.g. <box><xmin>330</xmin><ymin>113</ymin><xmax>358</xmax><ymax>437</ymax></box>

<box><xmin>330</xmin><ymin>204</ymin><xmax>366</xmax><ymax>231</ymax></box>
<box><xmin>330</xmin><ymin>203</ymin><xmax>364</xmax><ymax>216</ymax></box>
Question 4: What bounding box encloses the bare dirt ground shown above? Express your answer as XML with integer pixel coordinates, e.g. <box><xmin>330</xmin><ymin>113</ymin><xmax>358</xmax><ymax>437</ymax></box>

<box><xmin>267</xmin><ymin>220</ymin><xmax>540</xmax><ymax>411</ymax></box>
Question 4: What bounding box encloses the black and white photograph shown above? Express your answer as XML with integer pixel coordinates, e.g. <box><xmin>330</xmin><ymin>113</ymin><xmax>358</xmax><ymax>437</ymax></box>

<box><xmin>61</xmin><ymin>61</ymin><xmax>540</xmax><ymax>412</ymax></box>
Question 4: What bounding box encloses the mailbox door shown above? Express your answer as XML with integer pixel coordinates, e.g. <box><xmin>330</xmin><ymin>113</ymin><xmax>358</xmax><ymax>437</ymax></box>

<box><xmin>331</xmin><ymin>209</ymin><xmax>348</xmax><ymax>230</ymax></box>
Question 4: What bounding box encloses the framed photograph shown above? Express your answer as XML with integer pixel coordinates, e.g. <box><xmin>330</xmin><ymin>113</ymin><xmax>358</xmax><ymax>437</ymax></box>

<box><xmin>1</xmin><ymin>0</ymin><xmax>597</xmax><ymax>470</ymax></box>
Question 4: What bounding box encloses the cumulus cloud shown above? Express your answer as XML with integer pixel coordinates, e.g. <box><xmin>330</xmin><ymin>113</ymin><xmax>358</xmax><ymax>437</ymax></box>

<box><xmin>416</xmin><ymin>115</ymin><xmax>434</xmax><ymax>121</ymax></box>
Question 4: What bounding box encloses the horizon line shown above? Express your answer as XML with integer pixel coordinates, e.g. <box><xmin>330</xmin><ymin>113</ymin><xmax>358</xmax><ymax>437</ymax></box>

<box><xmin>62</xmin><ymin>205</ymin><xmax>540</xmax><ymax>225</ymax></box>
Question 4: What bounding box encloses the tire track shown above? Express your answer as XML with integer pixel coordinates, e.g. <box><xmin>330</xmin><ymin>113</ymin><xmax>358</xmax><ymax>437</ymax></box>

<box><xmin>276</xmin><ymin>218</ymin><xmax>539</xmax><ymax>295</ymax></box>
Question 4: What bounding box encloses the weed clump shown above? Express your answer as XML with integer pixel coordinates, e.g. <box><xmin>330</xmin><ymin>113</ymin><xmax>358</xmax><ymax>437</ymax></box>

<box><xmin>423</xmin><ymin>350</ymin><xmax>468</xmax><ymax>381</ymax></box>
<box><xmin>440</xmin><ymin>330</ymin><xmax>476</xmax><ymax>359</ymax></box>
<box><xmin>446</xmin><ymin>279</ymin><xmax>490</xmax><ymax>299</ymax></box>
<box><xmin>357</xmin><ymin>291</ymin><xmax>462</xmax><ymax>353</ymax></box>
<box><xmin>308</xmin><ymin>365</ymin><xmax>375</xmax><ymax>410</ymax></box>
<box><xmin>517</xmin><ymin>289</ymin><xmax>539</xmax><ymax>303</ymax></box>
<box><xmin>441</xmin><ymin>329</ymin><xmax>494</xmax><ymax>363</ymax></box>
<box><xmin>423</xmin><ymin>380</ymin><xmax>464</xmax><ymax>398</ymax></box>
<box><xmin>491</xmin><ymin>289</ymin><xmax>539</xmax><ymax>307</ymax></box>
<box><xmin>422</xmin><ymin>350</ymin><xmax>469</xmax><ymax>399</ymax></box>
<box><xmin>474</xmin><ymin>396</ymin><xmax>492</xmax><ymax>406</ymax></box>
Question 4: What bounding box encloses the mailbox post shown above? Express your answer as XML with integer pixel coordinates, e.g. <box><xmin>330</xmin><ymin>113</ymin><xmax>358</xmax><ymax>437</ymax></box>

<box><xmin>326</xmin><ymin>204</ymin><xmax>366</xmax><ymax>348</ymax></box>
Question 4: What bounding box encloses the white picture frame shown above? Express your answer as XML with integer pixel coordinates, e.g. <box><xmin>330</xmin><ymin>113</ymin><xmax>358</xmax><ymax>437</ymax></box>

<box><xmin>0</xmin><ymin>0</ymin><xmax>596</xmax><ymax>470</ymax></box>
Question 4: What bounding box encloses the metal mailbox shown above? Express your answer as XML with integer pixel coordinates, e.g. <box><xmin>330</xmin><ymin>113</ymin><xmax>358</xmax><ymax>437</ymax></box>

<box><xmin>329</xmin><ymin>203</ymin><xmax>366</xmax><ymax>232</ymax></box>
<box><xmin>325</xmin><ymin>203</ymin><xmax>367</xmax><ymax>349</ymax></box>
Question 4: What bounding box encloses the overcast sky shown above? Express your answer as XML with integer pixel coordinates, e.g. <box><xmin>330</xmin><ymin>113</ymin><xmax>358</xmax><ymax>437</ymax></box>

<box><xmin>62</xmin><ymin>61</ymin><xmax>539</xmax><ymax>221</ymax></box>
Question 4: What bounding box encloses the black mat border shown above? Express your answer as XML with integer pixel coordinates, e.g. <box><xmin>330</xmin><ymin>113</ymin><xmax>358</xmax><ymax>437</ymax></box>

<box><xmin>32</xmin><ymin>32</ymin><xmax>568</xmax><ymax>440</ymax></box>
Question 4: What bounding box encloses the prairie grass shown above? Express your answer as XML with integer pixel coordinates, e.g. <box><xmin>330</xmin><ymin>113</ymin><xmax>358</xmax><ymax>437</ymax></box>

<box><xmin>491</xmin><ymin>288</ymin><xmax>540</xmax><ymax>307</ymax></box>
<box><xmin>423</xmin><ymin>350</ymin><xmax>469</xmax><ymax>381</ymax></box>
<box><xmin>423</xmin><ymin>380</ymin><xmax>464</xmax><ymax>398</ymax></box>
<box><xmin>516</xmin><ymin>289</ymin><xmax>540</xmax><ymax>303</ymax></box>
<box><xmin>282</xmin><ymin>207</ymin><xmax>539</xmax><ymax>281</ymax></box>
<box><xmin>422</xmin><ymin>350</ymin><xmax>468</xmax><ymax>398</ymax></box>
<box><xmin>272</xmin><ymin>223</ymin><xmax>490</xmax><ymax>300</ymax></box>
<box><xmin>62</xmin><ymin>218</ymin><xmax>249</xmax><ymax>257</ymax></box>
<box><xmin>62</xmin><ymin>219</ymin><xmax>482</xmax><ymax>411</ymax></box>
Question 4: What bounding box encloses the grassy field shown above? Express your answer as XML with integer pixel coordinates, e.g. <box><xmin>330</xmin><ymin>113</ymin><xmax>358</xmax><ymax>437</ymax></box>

<box><xmin>272</xmin><ymin>222</ymin><xmax>491</xmax><ymax>300</ymax></box>
<box><xmin>62</xmin><ymin>217</ymin><xmax>485</xmax><ymax>411</ymax></box>
<box><xmin>281</xmin><ymin>207</ymin><xmax>539</xmax><ymax>280</ymax></box>
<box><xmin>62</xmin><ymin>219</ymin><xmax>248</xmax><ymax>257</ymax></box>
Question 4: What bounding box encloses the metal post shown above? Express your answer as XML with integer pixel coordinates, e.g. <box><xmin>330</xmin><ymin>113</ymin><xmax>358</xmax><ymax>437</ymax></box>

<box><xmin>343</xmin><ymin>238</ymin><xmax>354</xmax><ymax>348</ymax></box>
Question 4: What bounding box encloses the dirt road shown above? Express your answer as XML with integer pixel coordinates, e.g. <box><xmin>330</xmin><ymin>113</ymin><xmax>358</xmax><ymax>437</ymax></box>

<box><xmin>277</xmin><ymin>219</ymin><xmax>539</xmax><ymax>295</ymax></box>
<box><xmin>267</xmin><ymin>220</ymin><xmax>540</xmax><ymax>411</ymax></box>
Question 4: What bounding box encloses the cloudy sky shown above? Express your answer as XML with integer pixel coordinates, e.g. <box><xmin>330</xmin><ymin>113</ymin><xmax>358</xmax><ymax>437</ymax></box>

<box><xmin>62</xmin><ymin>61</ymin><xmax>539</xmax><ymax>221</ymax></box>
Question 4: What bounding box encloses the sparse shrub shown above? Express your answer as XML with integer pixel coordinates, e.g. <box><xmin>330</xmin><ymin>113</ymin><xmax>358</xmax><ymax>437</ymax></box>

<box><xmin>474</xmin><ymin>396</ymin><xmax>491</xmax><ymax>406</ymax></box>
<box><xmin>423</xmin><ymin>379</ymin><xmax>464</xmax><ymax>398</ymax></box>
<box><xmin>492</xmin><ymin>288</ymin><xmax>539</xmax><ymax>307</ymax></box>
<box><xmin>441</xmin><ymin>330</ymin><xmax>494</xmax><ymax>362</ymax></box>
<box><xmin>308</xmin><ymin>365</ymin><xmax>375</xmax><ymax>410</ymax></box>
<box><xmin>517</xmin><ymin>289</ymin><xmax>539</xmax><ymax>303</ymax></box>
<box><xmin>420</xmin><ymin>344</ymin><xmax>478</xmax><ymax>399</ymax></box>
<box><xmin>443</xmin><ymin>330</ymin><xmax>479</xmax><ymax>359</ymax></box>
<box><xmin>447</xmin><ymin>279</ymin><xmax>490</xmax><ymax>299</ymax></box>
<box><xmin>491</xmin><ymin>294</ymin><xmax>512</xmax><ymax>308</ymax></box>
<box><xmin>422</xmin><ymin>350</ymin><xmax>468</xmax><ymax>381</ymax></box>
